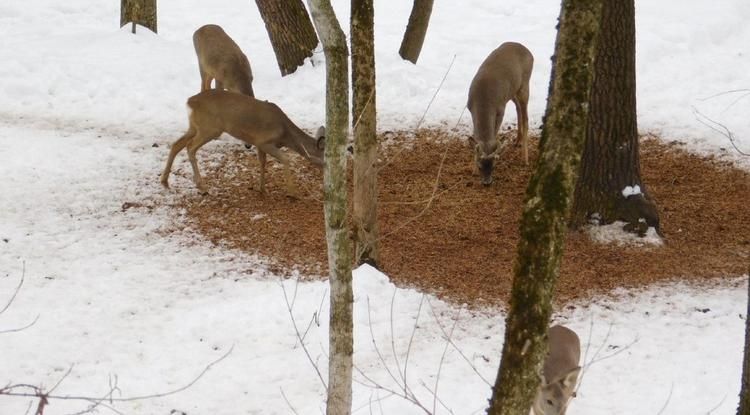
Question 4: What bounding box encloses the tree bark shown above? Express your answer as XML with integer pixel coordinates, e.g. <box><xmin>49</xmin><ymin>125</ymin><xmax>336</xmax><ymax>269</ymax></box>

<box><xmin>486</xmin><ymin>1</ymin><xmax>603</xmax><ymax>414</ymax></box>
<box><xmin>738</xmin><ymin>265</ymin><xmax>750</xmax><ymax>415</ymax></box>
<box><xmin>256</xmin><ymin>0</ymin><xmax>319</xmax><ymax>76</ymax></box>
<box><xmin>398</xmin><ymin>0</ymin><xmax>434</xmax><ymax>64</ymax></box>
<box><xmin>570</xmin><ymin>0</ymin><xmax>661</xmax><ymax>236</ymax></box>
<box><xmin>306</xmin><ymin>2</ymin><xmax>353</xmax><ymax>415</ymax></box>
<box><xmin>351</xmin><ymin>0</ymin><xmax>379</xmax><ymax>268</ymax></box>
<box><xmin>120</xmin><ymin>0</ymin><xmax>157</xmax><ymax>34</ymax></box>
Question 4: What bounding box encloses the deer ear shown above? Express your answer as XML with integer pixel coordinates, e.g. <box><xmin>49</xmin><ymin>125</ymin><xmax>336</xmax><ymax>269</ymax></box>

<box><xmin>561</xmin><ymin>367</ymin><xmax>581</xmax><ymax>388</ymax></box>
<box><xmin>315</xmin><ymin>126</ymin><xmax>326</xmax><ymax>139</ymax></box>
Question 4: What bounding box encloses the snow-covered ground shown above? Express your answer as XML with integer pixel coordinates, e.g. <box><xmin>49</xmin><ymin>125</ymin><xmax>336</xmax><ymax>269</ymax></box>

<box><xmin>0</xmin><ymin>0</ymin><xmax>748</xmax><ymax>414</ymax></box>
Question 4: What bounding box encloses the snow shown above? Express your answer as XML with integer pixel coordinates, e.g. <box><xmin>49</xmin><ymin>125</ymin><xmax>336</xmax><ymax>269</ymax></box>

<box><xmin>0</xmin><ymin>0</ymin><xmax>748</xmax><ymax>414</ymax></box>
<box><xmin>622</xmin><ymin>185</ymin><xmax>642</xmax><ymax>198</ymax></box>
<box><xmin>587</xmin><ymin>221</ymin><xmax>663</xmax><ymax>247</ymax></box>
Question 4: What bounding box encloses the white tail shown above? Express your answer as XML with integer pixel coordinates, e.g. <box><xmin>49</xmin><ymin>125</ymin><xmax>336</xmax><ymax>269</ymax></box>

<box><xmin>532</xmin><ymin>325</ymin><xmax>581</xmax><ymax>415</ymax></box>
<box><xmin>467</xmin><ymin>42</ymin><xmax>533</xmax><ymax>185</ymax></box>
<box><xmin>193</xmin><ymin>24</ymin><xmax>255</xmax><ymax>97</ymax></box>
<box><xmin>160</xmin><ymin>90</ymin><xmax>325</xmax><ymax>195</ymax></box>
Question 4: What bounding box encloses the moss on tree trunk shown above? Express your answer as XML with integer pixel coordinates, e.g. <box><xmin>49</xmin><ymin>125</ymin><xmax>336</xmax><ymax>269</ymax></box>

<box><xmin>486</xmin><ymin>1</ymin><xmax>603</xmax><ymax>414</ymax></box>
<box><xmin>351</xmin><ymin>0</ymin><xmax>379</xmax><ymax>267</ymax></box>
<box><xmin>120</xmin><ymin>0</ymin><xmax>157</xmax><ymax>33</ymax></box>
<box><xmin>307</xmin><ymin>1</ymin><xmax>353</xmax><ymax>414</ymax></box>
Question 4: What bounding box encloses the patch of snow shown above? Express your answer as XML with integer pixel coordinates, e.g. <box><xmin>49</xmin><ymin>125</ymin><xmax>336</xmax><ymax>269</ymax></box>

<box><xmin>622</xmin><ymin>185</ymin><xmax>642</xmax><ymax>197</ymax></box>
<box><xmin>587</xmin><ymin>221</ymin><xmax>663</xmax><ymax>247</ymax></box>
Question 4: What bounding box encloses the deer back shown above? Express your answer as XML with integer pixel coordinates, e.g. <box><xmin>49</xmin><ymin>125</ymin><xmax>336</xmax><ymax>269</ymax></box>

<box><xmin>193</xmin><ymin>24</ymin><xmax>254</xmax><ymax>97</ymax></box>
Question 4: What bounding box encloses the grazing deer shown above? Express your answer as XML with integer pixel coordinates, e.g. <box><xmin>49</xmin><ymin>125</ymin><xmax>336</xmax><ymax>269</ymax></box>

<box><xmin>160</xmin><ymin>90</ymin><xmax>325</xmax><ymax>195</ymax></box>
<box><xmin>467</xmin><ymin>42</ymin><xmax>533</xmax><ymax>185</ymax></box>
<box><xmin>532</xmin><ymin>325</ymin><xmax>582</xmax><ymax>415</ymax></box>
<box><xmin>193</xmin><ymin>24</ymin><xmax>255</xmax><ymax>97</ymax></box>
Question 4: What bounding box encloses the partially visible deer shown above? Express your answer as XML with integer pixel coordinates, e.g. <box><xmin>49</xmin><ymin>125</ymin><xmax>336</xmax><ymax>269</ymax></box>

<box><xmin>160</xmin><ymin>90</ymin><xmax>325</xmax><ymax>195</ymax></box>
<box><xmin>467</xmin><ymin>42</ymin><xmax>533</xmax><ymax>185</ymax></box>
<box><xmin>193</xmin><ymin>24</ymin><xmax>255</xmax><ymax>97</ymax></box>
<box><xmin>532</xmin><ymin>325</ymin><xmax>582</xmax><ymax>415</ymax></box>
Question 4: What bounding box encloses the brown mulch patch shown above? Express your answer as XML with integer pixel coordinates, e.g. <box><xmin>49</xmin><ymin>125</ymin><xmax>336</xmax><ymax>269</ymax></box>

<box><xmin>167</xmin><ymin>129</ymin><xmax>750</xmax><ymax>307</ymax></box>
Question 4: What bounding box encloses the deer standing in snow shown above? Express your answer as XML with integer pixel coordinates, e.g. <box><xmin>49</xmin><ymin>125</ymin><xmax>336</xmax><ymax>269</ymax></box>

<box><xmin>193</xmin><ymin>24</ymin><xmax>255</xmax><ymax>97</ymax></box>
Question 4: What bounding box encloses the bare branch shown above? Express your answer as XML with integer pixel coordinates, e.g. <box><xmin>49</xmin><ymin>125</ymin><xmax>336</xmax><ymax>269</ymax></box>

<box><xmin>427</xmin><ymin>300</ymin><xmax>492</xmax><ymax>387</ymax></box>
<box><xmin>280</xmin><ymin>280</ymin><xmax>328</xmax><ymax>390</ymax></box>
<box><xmin>692</xmin><ymin>105</ymin><xmax>749</xmax><ymax>156</ymax></box>
<box><xmin>280</xmin><ymin>387</ymin><xmax>301</xmax><ymax>415</ymax></box>
<box><xmin>1</xmin><ymin>262</ymin><xmax>25</xmax><ymax>315</ymax></box>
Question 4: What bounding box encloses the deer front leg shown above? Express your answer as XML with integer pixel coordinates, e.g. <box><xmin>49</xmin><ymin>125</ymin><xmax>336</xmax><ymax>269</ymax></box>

<box><xmin>259</xmin><ymin>144</ymin><xmax>297</xmax><ymax>198</ymax></box>
<box><xmin>257</xmin><ymin>150</ymin><xmax>267</xmax><ymax>194</ymax></box>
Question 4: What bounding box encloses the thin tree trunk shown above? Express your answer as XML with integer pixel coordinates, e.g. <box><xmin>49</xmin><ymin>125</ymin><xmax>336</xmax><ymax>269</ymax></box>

<box><xmin>570</xmin><ymin>0</ymin><xmax>660</xmax><ymax>236</ymax></box>
<box><xmin>307</xmin><ymin>2</ymin><xmax>353</xmax><ymax>414</ymax></box>
<box><xmin>486</xmin><ymin>1</ymin><xmax>603</xmax><ymax>414</ymax></box>
<box><xmin>256</xmin><ymin>0</ymin><xmax>319</xmax><ymax>76</ymax></box>
<box><xmin>351</xmin><ymin>0</ymin><xmax>379</xmax><ymax>268</ymax></box>
<box><xmin>120</xmin><ymin>0</ymin><xmax>157</xmax><ymax>34</ymax></box>
<box><xmin>398</xmin><ymin>0</ymin><xmax>434</xmax><ymax>64</ymax></box>
<box><xmin>738</xmin><ymin>265</ymin><xmax>750</xmax><ymax>415</ymax></box>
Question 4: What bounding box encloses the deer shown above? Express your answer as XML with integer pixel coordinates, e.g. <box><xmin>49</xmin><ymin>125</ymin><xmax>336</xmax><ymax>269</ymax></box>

<box><xmin>193</xmin><ymin>24</ymin><xmax>255</xmax><ymax>97</ymax></box>
<box><xmin>160</xmin><ymin>89</ymin><xmax>325</xmax><ymax>195</ymax></box>
<box><xmin>467</xmin><ymin>42</ymin><xmax>533</xmax><ymax>185</ymax></box>
<box><xmin>532</xmin><ymin>325</ymin><xmax>582</xmax><ymax>415</ymax></box>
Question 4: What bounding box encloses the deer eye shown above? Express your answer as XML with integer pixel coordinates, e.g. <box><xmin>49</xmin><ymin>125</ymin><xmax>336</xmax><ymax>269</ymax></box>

<box><xmin>546</xmin><ymin>399</ymin><xmax>554</xmax><ymax>406</ymax></box>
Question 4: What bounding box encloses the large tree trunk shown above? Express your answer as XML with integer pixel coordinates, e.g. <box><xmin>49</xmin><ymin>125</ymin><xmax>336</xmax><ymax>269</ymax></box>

<box><xmin>570</xmin><ymin>0</ymin><xmax>661</xmax><ymax>236</ymax></box>
<box><xmin>351</xmin><ymin>0</ymin><xmax>379</xmax><ymax>268</ymax></box>
<box><xmin>256</xmin><ymin>0</ymin><xmax>319</xmax><ymax>76</ymax></box>
<box><xmin>120</xmin><ymin>0</ymin><xmax>157</xmax><ymax>34</ymax></box>
<box><xmin>486</xmin><ymin>1</ymin><xmax>603</xmax><ymax>414</ymax></box>
<box><xmin>306</xmin><ymin>2</ymin><xmax>353</xmax><ymax>415</ymax></box>
<box><xmin>738</xmin><ymin>266</ymin><xmax>750</xmax><ymax>415</ymax></box>
<box><xmin>398</xmin><ymin>0</ymin><xmax>434</xmax><ymax>64</ymax></box>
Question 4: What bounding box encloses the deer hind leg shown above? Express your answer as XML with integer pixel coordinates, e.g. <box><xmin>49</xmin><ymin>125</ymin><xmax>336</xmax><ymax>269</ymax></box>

<box><xmin>161</xmin><ymin>125</ymin><xmax>197</xmax><ymax>188</ymax></box>
<box><xmin>516</xmin><ymin>85</ymin><xmax>530</xmax><ymax>165</ymax></box>
<box><xmin>257</xmin><ymin>143</ymin><xmax>297</xmax><ymax>198</ymax></box>
<box><xmin>186</xmin><ymin>128</ymin><xmax>221</xmax><ymax>193</ymax></box>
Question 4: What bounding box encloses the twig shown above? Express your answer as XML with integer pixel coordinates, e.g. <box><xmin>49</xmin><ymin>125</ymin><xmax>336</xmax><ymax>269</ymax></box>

<box><xmin>1</xmin><ymin>348</ymin><xmax>232</xmax><ymax>414</ymax></box>
<box><xmin>280</xmin><ymin>280</ymin><xmax>328</xmax><ymax>390</ymax></box>
<box><xmin>402</xmin><ymin>295</ymin><xmax>425</xmax><ymax>395</ymax></box>
<box><xmin>416</xmin><ymin>54</ymin><xmax>457</xmax><ymax>130</ymax></box>
<box><xmin>692</xmin><ymin>106</ymin><xmax>749</xmax><ymax>156</ymax></box>
<box><xmin>1</xmin><ymin>262</ymin><xmax>26</xmax><ymax>315</ymax></box>
<box><xmin>432</xmin><ymin>308</ymin><xmax>460</xmax><ymax>415</ymax></box>
<box><xmin>280</xmin><ymin>387</ymin><xmax>301</xmax><ymax>415</ymax></box>
<box><xmin>366</xmin><ymin>297</ymin><xmax>407</xmax><ymax>392</ymax></box>
<box><xmin>655</xmin><ymin>382</ymin><xmax>673</xmax><ymax>415</ymax></box>
<box><xmin>427</xmin><ymin>300</ymin><xmax>491</xmax><ymax>387</ymax></box>
<box><xmin>704</xmin><ymin>392</ymin><xmax>728</xmax><ymax>415</ymax></box>
<box><xmin>388</xmin><ymin>290</ymin><xmax>408</xmax><ymax>393</ymax></box>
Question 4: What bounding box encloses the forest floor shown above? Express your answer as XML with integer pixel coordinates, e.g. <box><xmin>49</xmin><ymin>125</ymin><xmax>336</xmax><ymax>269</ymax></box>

<box><xmin>160</xmin><ymin>129</ymin><xmax>750</xmax><ymax>307</ymax></box>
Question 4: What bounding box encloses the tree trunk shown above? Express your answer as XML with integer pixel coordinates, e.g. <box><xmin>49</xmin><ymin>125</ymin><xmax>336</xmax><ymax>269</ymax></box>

<box><xmin>569</xmin><ymin>0</ymin><xmax>661</xmax><ymax>236</ymax></box>
<box><xmin>306</xmin><ymin>2</ymin><xmax>353</xmax><ymax>415</ymax></box>
<box><xmin>398</xmin><ymin>0</ymin><xmax>434</xmax><ymax>64</ymax></box>
<box><xmin>486</xmin><ymin>1</ymin><xmax>603</xmax><ymax>414</ymax></box>
<box><xmin>738</xmin><ymin>266</ymin><xmax>750</xmax><ymax>415</ymax></box>
<box><xmin>120</xmin><ymin>0</ymin><xmax>157</xmax><ymax>34</ymax></box>
<box><xmin>256</xmin><ymin>0</ymin><xmax>319</xmax><ymax>76</ymax></box>
<box><xmin>351</xmin><ymin>0</ymin><xmax>379</xmax><ymax>268</ymax></box>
